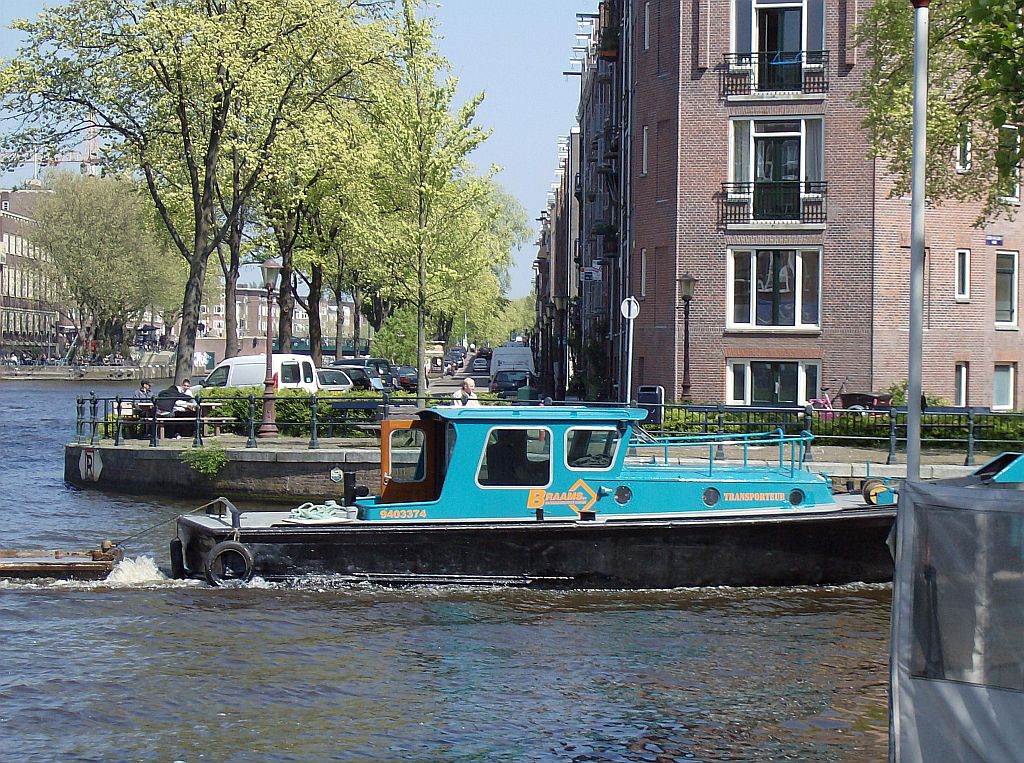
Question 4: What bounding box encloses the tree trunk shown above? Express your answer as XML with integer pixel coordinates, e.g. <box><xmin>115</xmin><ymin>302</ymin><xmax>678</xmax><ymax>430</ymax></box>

<box><xmin>174</xmin><ymin>254</ymin><xmax>210</xmax><ymax>383</ymax></box>
<box><xmin>352</xmin><ymin>283</ymin><xmax>363</xmax><ymax>358</ymax></box>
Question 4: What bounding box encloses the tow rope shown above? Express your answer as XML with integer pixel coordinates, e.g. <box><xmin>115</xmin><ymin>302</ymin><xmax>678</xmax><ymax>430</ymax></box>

<box><xmin>289</xmin><ymin>500</ymin><xmax>349</xmax><ymax>521</ymax></box>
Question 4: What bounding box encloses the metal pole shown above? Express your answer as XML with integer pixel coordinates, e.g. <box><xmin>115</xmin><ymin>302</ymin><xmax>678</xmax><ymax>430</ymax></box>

<box><xmin>681</xmin><ymin>296</ymin><xmax>692</xmax><ymax>400</ymax></box>
<box><xmin>258</xmin><ymin>282</ymin><xmax>278</xmax><ymax>437</ymax></box>
<box><xmin>906</xmin><ymin>0</ymin><xmax>930</xmax><ymax>481</ymax></box>
<box><xmin>624</xmin><ymin>314</ymin><xmax>634</xmax><ymax>404</ymax></box>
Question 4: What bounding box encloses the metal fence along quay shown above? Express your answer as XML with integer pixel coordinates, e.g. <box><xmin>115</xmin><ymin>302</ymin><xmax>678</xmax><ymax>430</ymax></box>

<box><xmin>72</xmin><ymin>394</ymin><xmax>1024</xmax><ymax>466</ymax></box>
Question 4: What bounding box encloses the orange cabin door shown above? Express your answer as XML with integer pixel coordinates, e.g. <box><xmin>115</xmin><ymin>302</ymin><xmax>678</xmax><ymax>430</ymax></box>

<box><xmin>380</xmin><ymin>419</ymin><xmax>439</xmax><ymax>504</ymax></box>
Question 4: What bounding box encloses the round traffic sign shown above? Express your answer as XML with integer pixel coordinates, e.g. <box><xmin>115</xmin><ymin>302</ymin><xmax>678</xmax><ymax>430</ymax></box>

<box><xmin>620</xmin><ymin>296</ymin><xmax>640</xmax><ymax>320</ymax></box>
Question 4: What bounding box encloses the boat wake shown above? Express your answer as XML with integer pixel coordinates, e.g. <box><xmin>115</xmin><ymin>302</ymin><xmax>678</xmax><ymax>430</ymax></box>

<box><xmin>0</xmin><ymin>556</ymin><xmax>203</xmax><ymax>590</ymax></box>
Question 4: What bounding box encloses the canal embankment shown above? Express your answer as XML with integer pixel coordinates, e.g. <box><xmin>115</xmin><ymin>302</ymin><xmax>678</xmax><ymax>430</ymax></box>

<box><xmin>64</xmin><ymin>436</ymin><xmax>382</xmax><ymax>502</ymax></box>
<box><xmin>65</xmin><ymin>436</ymin><xmax>978</xmax><ymax>504</ymax></box>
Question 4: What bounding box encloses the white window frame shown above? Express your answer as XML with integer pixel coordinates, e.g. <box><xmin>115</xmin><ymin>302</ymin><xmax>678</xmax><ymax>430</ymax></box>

<box><xmin>730</xmin><ymin>117</ymin><xmax>823</xmax><ymax>186</ymax></box>
<box><xmin>639</xmin><ymin>248</ymin><xmax>648</xmax><ymax>298</ymax></box>
<box><xmin>993</xmin><ymin>363</ymin><xmax>1015</xmax><ymax>411</ymax></box>
<box><xmin>725</xmin><ymin>358</ymin><xmax>820</xmax><ymax>405</ymax></box>
<box><xmin>726</xmin><ymin>247</ymin><xmax>821</xmax><ymax>331</ymax></box>
<box><xmin>643</xmin><ymin>2</ymin><xmax>651</xmax><ymax>51</ymax></box>
<box><xmin>955</xmin><ymin>248</ymin><xmax>971</xmax><ymax>302</ymax></box>
<box><xmin>641</xmin><ymin>126</ymin><xmax>649</xmax><ymax>176</ymax></box>
<box><xmin>995</xmin><ymin>249</ymin><xmax>1018</xmax><ymax>329</ymax></box>
<box><xmin>954</xmin><ymin>362</ymin><xmax>969</xmax><ymax>407</ymax></box>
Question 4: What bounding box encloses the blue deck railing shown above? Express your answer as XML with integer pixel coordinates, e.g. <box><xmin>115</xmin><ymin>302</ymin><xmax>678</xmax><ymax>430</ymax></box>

<box><xmin>629</xmin><ymin>427</ymin><xmax>812</xmax><ymax>477</ymax></box>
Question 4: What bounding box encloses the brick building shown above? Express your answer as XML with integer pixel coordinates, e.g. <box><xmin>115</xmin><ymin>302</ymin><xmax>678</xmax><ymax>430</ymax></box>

<box><xmin>540</xmin><ymin>0</ymin><xmax>1024</xmax><ymax>409</ymax></box>
<box><xmin>0</xmin><ymin>189</ymin><xmax>62</xmax><ymax>356</ymax></box>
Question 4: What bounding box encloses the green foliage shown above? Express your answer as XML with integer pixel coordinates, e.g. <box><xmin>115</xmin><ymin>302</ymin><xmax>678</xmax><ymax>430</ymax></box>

<box><xmin>181</xmin><ymin>445</ymin><xmax>228</xmax><ymax>478</ymax></box>
<box><xmin>855</xmin><ymin>0</ymin><xmax>1023</xmax><ymax>221</ymax></box>
<box><xmin>29</xmin><ymin>173</ymin><xmax>182</xmax><ymax>350</ymax></box>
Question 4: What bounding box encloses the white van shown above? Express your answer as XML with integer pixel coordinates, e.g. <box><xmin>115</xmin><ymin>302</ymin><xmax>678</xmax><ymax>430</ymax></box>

<box><xmin>195</xmin><ymin>354</ymin><xmax>320</xmax><ymax>393</ymax></box>
<box><xmin>489</xmin><ymin>343</ymin><xmax>536</xmax><ymax>377</ymax></box>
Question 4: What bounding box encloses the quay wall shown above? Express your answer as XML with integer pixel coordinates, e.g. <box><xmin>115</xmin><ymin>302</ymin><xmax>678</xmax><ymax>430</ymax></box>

<box><xmin>65</xmin><ymin>441</ymin><xmax>976</xmax><ymax>505</ymax></box>
<box><xmin>64</xmin><ymin>443</ymin><xmax>381</xmax><ymax>503</ymax></box>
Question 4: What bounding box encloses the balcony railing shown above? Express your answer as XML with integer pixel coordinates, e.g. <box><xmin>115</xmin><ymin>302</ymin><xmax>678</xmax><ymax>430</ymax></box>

<box><xmin>722</xmin><ymin>51</ymin><xmax>829</xmax><ymax>96</ymax></box>
<box><xmin>720</xmin><ymin>181</ymin><xmax>827</xmax><ymax>226</ymax></box>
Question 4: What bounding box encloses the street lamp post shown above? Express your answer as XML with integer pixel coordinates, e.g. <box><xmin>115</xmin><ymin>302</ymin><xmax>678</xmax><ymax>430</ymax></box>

<box><xmin>677</xmin><ymin>273</ymin><xmax>697</xmax><ymax>401</ymax></box>
<box><xmin>258</xmin><ymin>257</ymin><xmax>283</xmax><ymax>438</ymax></box>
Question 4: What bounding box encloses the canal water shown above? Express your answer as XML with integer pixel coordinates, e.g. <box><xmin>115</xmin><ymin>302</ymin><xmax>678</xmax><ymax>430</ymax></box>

<box><xmin>0</xmin><ymin>380</ymin><xmax>891</xmax><ymax>762</ymax></box>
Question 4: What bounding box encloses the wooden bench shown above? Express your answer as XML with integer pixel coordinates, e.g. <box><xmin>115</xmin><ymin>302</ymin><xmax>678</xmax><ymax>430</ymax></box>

<box><xmin>325</xmin><ymin>400</ymin><xmax>384</xmax><ymax>437</ymax></box>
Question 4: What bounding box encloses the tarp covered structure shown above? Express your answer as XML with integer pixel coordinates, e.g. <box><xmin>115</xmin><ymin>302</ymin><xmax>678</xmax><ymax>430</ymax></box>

<box><xmin>890</xmin><ymin>474</ymin><xmax>1024</xmax><ymax>762</ymax></box>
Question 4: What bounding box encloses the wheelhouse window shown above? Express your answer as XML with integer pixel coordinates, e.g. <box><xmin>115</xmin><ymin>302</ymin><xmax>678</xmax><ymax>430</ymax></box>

<box><xmin>477</xmin><ymin>428</ymin><xmax>551</xmax><ymax>487</ymax></box>
<box><xmin>995</xmin><ymin>250</ymin><xmax>1018</xmax><ymax>327</ymax></box>
<box><xmin>726</xmin><ymin>359</ymin><xmax>820</xmax><ymax>405</ymax></box>
<box><xmin>993</xmin><ymin>363</ymin><xmax>1015</xmax><ymax>410</ymax></box>
<box><xmin>729</xmin><ymin>118</ymin><xmax>824</xmax><ymax>221</ymax></box>
<box><xmin>729</xmin><ymin>248</ymin><xmax>820</xmax><ymax>329</ymax></box>
<box><xmin>565</xmin><ymin>428</ymin><xmax>621</xmax><ymax>470</ymax></box>
<box><xmin>389</xmin><ymin>428</ymin><xmax>426</xmax><ymax>483</ymax></box>
<box><xmin>955</xmin><ymin>249</ymin><xmax>971</xmax><ymax>302</ymax></box>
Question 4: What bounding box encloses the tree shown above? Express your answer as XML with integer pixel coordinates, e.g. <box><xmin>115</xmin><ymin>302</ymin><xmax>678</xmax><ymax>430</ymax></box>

<box><xmin>0</xmin><ymin>0</ymin><xmax>381</xmax><ymax>381</ymax></box>
<box><xmin>365</xmin><ymin>0</ymin><xmax>528</xmax><ymax>399</ymax></box>
<box><xmin>856</xmin><ymin>0</ymin><xmax>1023</xmax><ymax>219</ymax></box>
<box><xmin>29</xmin><ymin>172</ymin><xmax>182</xmax><ymax>354</ymax></box>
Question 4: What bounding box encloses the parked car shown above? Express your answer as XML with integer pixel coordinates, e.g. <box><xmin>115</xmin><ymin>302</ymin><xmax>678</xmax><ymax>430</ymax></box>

<box><xmin>332</xmin><ymin>357</ymin><xmax>395</xmax><ymax>388</ymax></box>
<box><xmin>332</xmin><ymin>363</ymin><xmax>386</xmax><ymax>392</ymax></box>
<box><xmin>316</xmin><ymin>368</ymin><xmax>354</xmax><ymax>392</ymax></box>
<box><xmin>471</xmin><ymin>356</ymin><xmax>490</xmax><ymax>374</ymax></box>
<box><xmin>489</xmin><ymin>370</ymin><xmax>539</xmax><ymax>400</ymax></box>
<box><xmin>394</xmin><ymin>365</ymin><xmax>423</xmax><ymax>392</ymax></box>
<box><xmin>194</xmin><ymin>353</ymin><xmax>319</xmax><ymax>393</ymax></box>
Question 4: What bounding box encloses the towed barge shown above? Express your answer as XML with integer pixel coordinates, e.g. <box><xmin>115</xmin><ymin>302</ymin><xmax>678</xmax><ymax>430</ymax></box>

<box><xmin>174</xmin><ymin>406</ymin><xmax>896</xmax><ymax>588</ymax></box>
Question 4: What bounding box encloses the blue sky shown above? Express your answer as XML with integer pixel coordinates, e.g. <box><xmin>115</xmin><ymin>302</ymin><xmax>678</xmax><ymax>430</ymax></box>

<box><xmin>0</xmin><ymin>0</ymin><xmax>597</xmax><ymax>298</ymax></box>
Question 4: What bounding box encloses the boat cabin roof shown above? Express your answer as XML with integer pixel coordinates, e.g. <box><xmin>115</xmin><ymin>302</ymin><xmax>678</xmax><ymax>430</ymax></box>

<box><xmin>420</xmin><ymin>405</ymin><xmax>649</xmax><ymax>425</ymax></box>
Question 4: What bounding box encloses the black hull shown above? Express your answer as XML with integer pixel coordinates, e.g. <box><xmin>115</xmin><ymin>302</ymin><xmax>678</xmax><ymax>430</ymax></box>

<box><xmin>178</xmin><ymin>508</ymin><xmax>896</xmax><ymax>588</ymax></box>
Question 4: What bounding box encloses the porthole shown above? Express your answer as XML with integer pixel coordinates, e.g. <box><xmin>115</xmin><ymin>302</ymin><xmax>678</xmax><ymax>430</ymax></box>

<box><xmin>789</xmin><ymin>489</ymin><xmax>805</xmax><ymax>506</ymax></box>
<box><xmin>614</xmin><ymin>485</ymin><xmax>632</xmax><ymax>505</ymax></box>
<box><xmin>703</xmin><ymin>487</ymin><xmax>721</xmax><ymax>507</ymax></box>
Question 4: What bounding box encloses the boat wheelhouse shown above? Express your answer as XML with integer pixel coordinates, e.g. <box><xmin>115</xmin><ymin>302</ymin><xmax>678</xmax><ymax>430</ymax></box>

<box><xmin>174</xmin><ymin>405</ymin><xmax>896</xmax><ymax>588</ymax></box>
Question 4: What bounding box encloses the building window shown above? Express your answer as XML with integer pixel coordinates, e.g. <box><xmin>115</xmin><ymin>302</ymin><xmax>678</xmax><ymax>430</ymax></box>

<box><xmin>639</xmin><ymin>248</ymin><xmax>648</xmax><ymax>298</ymax></box>
<box><xmin>726</xmin><ymin>359</ymin><xmax>820</xmax><ymax>405</ymax></box>
<box><xmin>728</xmin><ymin>248</ymin><xmax>820</xmax><ymax>329</ymax></box>
<box><xmin>729</xmin><ymin>117</ymin><xmax>824</xmax><ymax>221</ymax></box>
<box><xmin>731</xmin><ymin>0</ymin><xmax>825</xmax><ymax>92</ymax></box>
<box><xmin>998</xmin><ymin>126</ymin><xmax>1021</xmax><ymax>203</ymax></box>
<box><xmin>643</xmin><ymin>2</ymin><xmax>650</xmax><ymax>51</ymax></box>
<box><xmin>995</xmin><ymin>250</ymin><xmax>1018</xmax><ymax>327</ymax></box>
<box><xmin>955</xmin><ymin>248</ymin><xmax>971</xmax><ymax>301</ymax></box>
<box><xmin>954</xmin><ymin>362</ymin><xmax>969</xmax><ymax>407</ymax></box>
<box><xmin>641</xmin><ymin>125</ymin><xmax>649</xmax><ymax>176</ymax></box>
<box><xmin>993</xmin><ymin>363</ymin><xmax>1015</xmax><ymax>410</ymax></box>
<box><xmin>955</xmin><ymin>122</ymin><xmax>972</xmax><ymax>173</ymax></box>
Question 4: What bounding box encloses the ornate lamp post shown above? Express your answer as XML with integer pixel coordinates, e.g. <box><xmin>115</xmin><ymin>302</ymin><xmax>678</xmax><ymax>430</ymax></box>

<box><xmin>677</xmin><ymin>273</ymin><xmax>697</xmax><ymax>401</ymax></box>
<box><xmin>258</xmin><ymin>257</ymin><xmax>283</xmax><ymax>438</ymax></box>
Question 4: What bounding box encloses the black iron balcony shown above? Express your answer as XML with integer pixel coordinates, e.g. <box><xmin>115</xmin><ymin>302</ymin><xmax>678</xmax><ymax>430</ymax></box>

<box><xmin>722</xmin><ymin>51</ymin><xmax>829</xmax><ymax>96</ymax></box>
<box><xmin>720</xmin><ymin>181</ymin><xmax>827</xmax><ymax>226</ymax></box>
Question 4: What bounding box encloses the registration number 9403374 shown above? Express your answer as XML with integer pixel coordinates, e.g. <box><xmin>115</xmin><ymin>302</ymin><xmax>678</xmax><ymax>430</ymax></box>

<box><xmin>379</xmin><ymin>508</ymin><xmax>428</xmax><ymax>519</ymax></box>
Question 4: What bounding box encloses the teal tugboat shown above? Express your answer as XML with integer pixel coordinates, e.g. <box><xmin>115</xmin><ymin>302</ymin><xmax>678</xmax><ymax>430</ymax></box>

<box><xmin>173</xmin><ymin>406</ymin><xmax>896</xmax><ymax>587</ymax></box>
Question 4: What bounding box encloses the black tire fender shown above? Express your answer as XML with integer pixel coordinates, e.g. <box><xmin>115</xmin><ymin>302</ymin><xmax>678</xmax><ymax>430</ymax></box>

<box><xmin>204</xmin><ymin>540</ymin><xmax>255</xmax><ymax>586</ymax></box>
<box><xmin>169</xmin><ymin>537</ymin><xmax>185</xmax><ymax>579</ymax></box>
